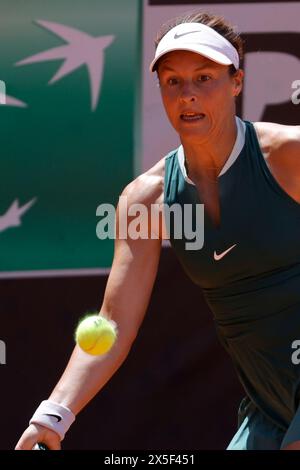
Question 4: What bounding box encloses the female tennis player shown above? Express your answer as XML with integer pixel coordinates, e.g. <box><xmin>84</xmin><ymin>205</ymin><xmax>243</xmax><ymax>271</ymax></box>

<box><xmin>16</xmin><ymin>11</ymin><xmax>300</xmax><ymax>450</ymax></box>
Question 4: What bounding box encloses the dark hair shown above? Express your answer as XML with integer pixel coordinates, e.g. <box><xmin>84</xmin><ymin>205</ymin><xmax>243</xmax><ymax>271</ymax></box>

<box><xmin>154</xmin><ymin>11</ymin><xmax>244</xmax><ymax>75</ymax></box>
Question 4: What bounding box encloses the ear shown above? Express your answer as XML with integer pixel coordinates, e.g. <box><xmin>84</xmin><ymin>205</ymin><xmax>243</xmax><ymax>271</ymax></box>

<box><xmin>232</xmin><ymin>69</ymin><xmax>244</xmax><ymax>97</ymax></box>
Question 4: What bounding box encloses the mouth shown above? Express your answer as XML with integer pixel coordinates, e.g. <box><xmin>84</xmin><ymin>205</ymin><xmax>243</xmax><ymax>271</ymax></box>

<box><xmin>180</xmin><ymin>112</ymin><xmax>205</xmax><ymax>122</ymax></box>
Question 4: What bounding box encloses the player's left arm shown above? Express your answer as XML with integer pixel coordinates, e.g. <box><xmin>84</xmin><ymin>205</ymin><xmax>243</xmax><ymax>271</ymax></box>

<box><xmin>257</xmin><ymin>123</ymin><xmax>300</xmax><ymax>201</ymax></box>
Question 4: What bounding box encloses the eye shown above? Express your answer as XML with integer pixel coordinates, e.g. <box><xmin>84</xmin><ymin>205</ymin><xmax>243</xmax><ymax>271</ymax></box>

<box><xmin>197</xmin><ymin>75</ymin><xmax>211</xmax><ymax>82</ymax></box>
<box><xmin>167</xmin><ymin>77</ymin><xmax>179</xmax><ymax>86</ymax></box>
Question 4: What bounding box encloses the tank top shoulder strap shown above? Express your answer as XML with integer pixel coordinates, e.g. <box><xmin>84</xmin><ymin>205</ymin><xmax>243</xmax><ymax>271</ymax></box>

<box><xmin>164</xmin><ymin>148</ymin><xmax>181</xmax><ymax>205</ymax></box>
<box><xmin>244</xmin><ymin>120</ymin><xmax>277</xmax><ymax>184</ymax></box>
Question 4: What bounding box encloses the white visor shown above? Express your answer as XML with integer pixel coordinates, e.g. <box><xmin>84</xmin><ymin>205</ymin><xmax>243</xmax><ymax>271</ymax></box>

<box><xmin>150</xmin><ymin>22</ymin><xmax>239</xmax><ymax>72</ymax></box>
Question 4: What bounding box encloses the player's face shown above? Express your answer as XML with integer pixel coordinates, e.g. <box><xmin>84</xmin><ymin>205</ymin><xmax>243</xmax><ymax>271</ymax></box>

<box><xmin>157</xmin><ymin>50</ymin><xmax>243</xmax><ymax>142</ymax></box>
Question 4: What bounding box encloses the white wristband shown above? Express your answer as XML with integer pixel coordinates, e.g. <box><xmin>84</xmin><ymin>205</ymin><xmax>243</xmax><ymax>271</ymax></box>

<box><xmin>29</xmin><ymin>400</ymin><xmax>76</xmax><ymax>441</ymax></box>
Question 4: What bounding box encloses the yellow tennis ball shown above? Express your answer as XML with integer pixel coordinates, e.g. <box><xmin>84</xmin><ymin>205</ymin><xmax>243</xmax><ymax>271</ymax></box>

<box><xmin>75</xmin><ymin>314</ymin><xmax>117</xmax><ymax>355</ymax></box>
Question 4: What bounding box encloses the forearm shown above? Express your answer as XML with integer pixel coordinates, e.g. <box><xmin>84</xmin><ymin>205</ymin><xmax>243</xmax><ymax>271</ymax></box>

<box><xmin>15</xmin><ymin>324</ymin><xmax>137</xmax><ymax>449</ymax></box>
<box><xmin>48</xmin><ymin>331</ymin><xmax>134</xmax><ymax>415</ymax></box>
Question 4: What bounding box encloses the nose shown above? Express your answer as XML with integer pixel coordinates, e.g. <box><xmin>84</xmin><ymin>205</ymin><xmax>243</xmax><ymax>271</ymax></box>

<box><xmin>180</xmin><ymin>82</ymin><xmax>197</xmax><ymax>103</ymax></box>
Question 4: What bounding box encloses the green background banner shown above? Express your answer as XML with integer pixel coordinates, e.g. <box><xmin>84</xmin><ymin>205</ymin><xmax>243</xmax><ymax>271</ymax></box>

<box><xmin>0</xmin><ymin>0</ymin><xmax>141</xmax><ymax>274</ymax></box>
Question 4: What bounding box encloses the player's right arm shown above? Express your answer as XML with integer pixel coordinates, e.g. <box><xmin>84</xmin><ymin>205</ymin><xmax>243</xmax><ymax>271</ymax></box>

<box><xmin>15</xmin><ymin>164</ymin><xmax>165</xmax><ymax>450</ymax></box>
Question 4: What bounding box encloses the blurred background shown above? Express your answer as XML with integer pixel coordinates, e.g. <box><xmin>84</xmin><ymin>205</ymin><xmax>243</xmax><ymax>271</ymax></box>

<box><xmin>0</xmin><ymin>0</ymin><xmax>299</xmax><ymax>449</ymax></box>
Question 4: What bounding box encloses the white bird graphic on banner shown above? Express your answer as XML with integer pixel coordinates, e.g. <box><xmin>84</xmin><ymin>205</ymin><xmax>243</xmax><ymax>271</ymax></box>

<box><xmin>0</xmin><ymin>95</ymin><xmax>27</xmax><ymax>107</ymax></box>
<box><xmin>0</xmin><ymin>198</ymin><xmax>36</xmax><ymax>233</ymax></box>
<box><xmin>15</xmin><ymin>20</ymin><xmax>115</xmax><ymax>111</ymax></box>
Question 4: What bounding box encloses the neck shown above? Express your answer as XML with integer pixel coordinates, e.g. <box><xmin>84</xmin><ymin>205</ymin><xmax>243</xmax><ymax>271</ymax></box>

<box><xmin>180</xmin><ymin>115</ymin><xmax>237</xmax><ymax>182</ymax></box>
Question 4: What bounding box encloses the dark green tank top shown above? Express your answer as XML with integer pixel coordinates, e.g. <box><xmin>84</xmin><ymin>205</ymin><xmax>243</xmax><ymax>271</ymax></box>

<box><xmin>164</xmin><ymin>119</ymin><xmax>300</xmax><ymax>430</ymax></box>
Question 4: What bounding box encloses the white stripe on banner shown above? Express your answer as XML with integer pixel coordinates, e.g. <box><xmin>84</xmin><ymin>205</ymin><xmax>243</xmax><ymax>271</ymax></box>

<box><xmin>0</xmin><ymin>268</ymin><xmax>111</xmax><ymax>279</ymax></box>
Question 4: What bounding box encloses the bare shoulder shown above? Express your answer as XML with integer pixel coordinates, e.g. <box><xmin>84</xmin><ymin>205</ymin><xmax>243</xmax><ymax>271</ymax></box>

<box><xmin>121</xmin><ymin>157</ymin><xmax>165</xmax><ymax>206</ymax></box>
<box><xmin>254</xmin><ymin>122</ymin><xmax>300</xmax><ymax>200</ymax></box>
<box><xmin>253</xmin><ymin>121</ymin><xmax>300</xmax><ymax>160</ymax></box>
